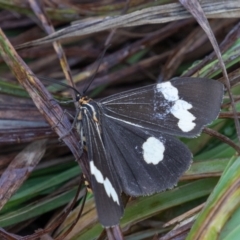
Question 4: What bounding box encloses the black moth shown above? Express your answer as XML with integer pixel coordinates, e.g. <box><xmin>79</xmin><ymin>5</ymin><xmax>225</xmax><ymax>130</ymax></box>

<box><xmin>75</xmin><ymin>77</ymin><xmax>223</xmax><ymax>227</ymax></box>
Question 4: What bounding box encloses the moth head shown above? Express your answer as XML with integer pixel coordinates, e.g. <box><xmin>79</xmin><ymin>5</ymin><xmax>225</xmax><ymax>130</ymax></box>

<box><xmin>79</xmin><ymin>96</ymin><xmax>91</xmax><ymax>105</ymax></box>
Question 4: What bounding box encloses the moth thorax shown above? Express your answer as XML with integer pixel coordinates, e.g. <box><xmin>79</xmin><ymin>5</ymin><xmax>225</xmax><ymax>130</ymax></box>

<box><xmin>82</xmin><ymin>99</ymin><xmax>99</xmax><ymax>123</ymax></box>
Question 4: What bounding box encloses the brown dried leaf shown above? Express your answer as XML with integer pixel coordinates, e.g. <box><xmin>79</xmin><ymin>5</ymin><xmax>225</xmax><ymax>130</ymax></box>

<box><xmin>16</xmin><ymin>0</ymin><xmax>240</xmax><ymax>49</ymax></box>
<box><xmin>0</xmin><ymin>139</ymin><xmax>47</xmax><ymax>210</ymax></box>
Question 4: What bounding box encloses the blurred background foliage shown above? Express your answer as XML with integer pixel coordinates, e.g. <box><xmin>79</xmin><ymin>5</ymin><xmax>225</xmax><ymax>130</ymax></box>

<box><xmin>0</xmin><ymin>0</ymin><xmax>240</xmax><ymax>239</ymax></box>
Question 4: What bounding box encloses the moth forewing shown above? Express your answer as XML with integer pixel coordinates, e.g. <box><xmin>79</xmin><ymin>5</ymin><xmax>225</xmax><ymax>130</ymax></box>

<box><xmin>79</xmin><ymin>101</ymin><xmax>124</xmax><ymax>227</ymax></box>
<box><xmin>100</xmin><ymin>77</ymin><xmax>224</xmax><ymax>137</ymax></box>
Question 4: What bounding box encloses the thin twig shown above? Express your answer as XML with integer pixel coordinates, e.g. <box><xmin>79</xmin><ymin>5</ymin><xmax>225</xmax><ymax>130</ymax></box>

<box><xmin>203</xmin><ymin>127</ymin><xmax>240</xmax><ymax>155</ymax></box>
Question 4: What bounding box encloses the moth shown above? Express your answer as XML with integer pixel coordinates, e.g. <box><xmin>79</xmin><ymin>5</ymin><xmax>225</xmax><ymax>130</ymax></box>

<box><xmin>75</xmin><ymin>77</ymin><xmax>223</xmax><ymax>227</ymax></box>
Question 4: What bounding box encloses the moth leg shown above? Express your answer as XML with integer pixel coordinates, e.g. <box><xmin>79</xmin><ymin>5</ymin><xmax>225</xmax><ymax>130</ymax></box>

<box><xmin>83</xmin><ymin>174</ymin><xmax>92</xmax><ymax>193</ymax></box>
<box><xmin>52</xmin><ymin>109</ymin><xmax>75</xmax><ymax>130</ymax></box>
<box><xmin>49</xmin><ymin>97</ymin><xmax>76</xmax><ymax>105</ymax></box>
<box><xmin>54</xmin><ymin>108</ymin><xmax>80</xmax><ymax>141</ymax></box>
<box><xmin>47</xmin><ymin>99</ymin><xmax>81</xmax><ymax>144</ymax></box>
<box><xmin>54</xmin><ymin>99</ymin><xmax>75</xmax><ymax>104</ymax></box>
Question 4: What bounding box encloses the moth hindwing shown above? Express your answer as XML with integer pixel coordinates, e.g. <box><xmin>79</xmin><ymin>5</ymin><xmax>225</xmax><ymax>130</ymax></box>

<box><xmin>76</xmin><ymin>77</ymin><xmax>224</xmax><ymax>227</ymax></box>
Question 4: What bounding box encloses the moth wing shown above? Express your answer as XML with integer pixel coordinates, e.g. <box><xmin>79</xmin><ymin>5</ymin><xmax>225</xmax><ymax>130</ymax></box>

<box><xmin>82</xmin><ymin>110</ymin><xmax>123</xmax><ymax>227</ymax></box>
<box><xmin>100</xmin><ymin>78</ymin><xmax>223</xmax><ymax>137</ymax></box>
<box><xmin>102</xmin><ymin>117</ymin><xmax>192</xmax><ymax>196</ymax></box>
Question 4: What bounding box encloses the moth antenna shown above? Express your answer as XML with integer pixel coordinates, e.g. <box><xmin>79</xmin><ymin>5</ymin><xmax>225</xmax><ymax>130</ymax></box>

<box><xmin>82</xmin><ymin>45</ymin><xmax>110</xmax><ymax>94</ymax></box>
<box><xmin>36</xmin><ymin>76</ymin><xmax>82</xmax><ymax>100</ymax></box>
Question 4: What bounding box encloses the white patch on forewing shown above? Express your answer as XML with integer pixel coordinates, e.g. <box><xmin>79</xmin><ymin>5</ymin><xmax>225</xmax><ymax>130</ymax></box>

<box><xmin>157</xmin><ymin>82</ymin><xmax>178</xmax><ymax>101</ymax></box>
<box><xmin>171</xmin><ymin>100</ymin><xmax>196</xmax><ymax>132</ymax></box>
<box><xmin>142</xmin><ymin>137</ymin><xmax>165</xmax><ymax>165</ymax></box>
<box><xmin>90</xmin><ymin>161</ymin><xmax>120</xmax><ymax>205</ymax></box>
<box><xmin>156</xmin><ymin>82</ymin><xmax>196</xmax><ymax>132</ymax></box>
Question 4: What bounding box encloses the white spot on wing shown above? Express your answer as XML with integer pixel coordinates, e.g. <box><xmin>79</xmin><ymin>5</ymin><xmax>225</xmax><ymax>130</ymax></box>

<box><xmin>142</xmin><ymin>137</ymin><xmax>165</xmax><ymax>165</ymax></box>
<box><xmin>157</xmin><ymin>82</ymin><xmax>178</xmax><ymax>101</ymax></box>
<box><xmin>171</xmin><ymin>100</ymin><xmax>196</xmax><ymax>132</ymax></box>
<box><xmin>156</xmin><ymin>82</ymin><xmax>196</xmax><ymax>132</ymax></box>
<box><xmin>90</xmin><ymin>161</ymin><xmax>120</xmax><ymax>205</ymax></box>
